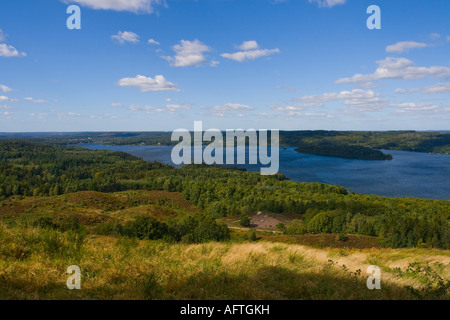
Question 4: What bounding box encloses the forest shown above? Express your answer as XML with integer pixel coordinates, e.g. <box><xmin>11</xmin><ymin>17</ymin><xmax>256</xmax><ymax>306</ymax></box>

<box><xmin>2</xmin><ymin>130</ymin><xmax>449</xmax><ymax>160</ymax></box>
<box><xmin>0</xmin><ymin>140</ymin><xmax>448</xmax><ymax>249</ymax></box>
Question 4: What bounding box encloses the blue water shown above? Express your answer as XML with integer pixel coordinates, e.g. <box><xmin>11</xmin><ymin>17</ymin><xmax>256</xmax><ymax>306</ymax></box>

<box><xmin>79</xmin><ymin>144</ymin><xmax>450</xmax><ymax>200</ymax></box>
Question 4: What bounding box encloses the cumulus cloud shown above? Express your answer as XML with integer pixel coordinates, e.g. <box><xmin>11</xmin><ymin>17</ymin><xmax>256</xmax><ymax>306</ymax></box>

<box><xmin>204</xmin><ymin>103</ymin><xmax>253</xmax><ymax>117</ymax></box>
<box><xmin>270</xmin><ymin>103</ymin><xmax>322</xmax><ymax>112</ymax></box>
<box><xmin>147</xmin><ymin>38</ymin><xmax>160</xmax><ymax>45</ymax></box>
<box><xmin>395</xmin><ymin>83</ymin><xmax>450</xmax><ymax>95</ymax></box>
<box><xmin>390</xmin><ymin>102</ymin><xmax>441</xmax><ymax>114</ymax></box>
<box><xmin>238</xmin><ymin>40</ymin><xmax>259</xmax><ymax>51</ymax></box>
<box><xmin>0</xmin><ymin>96</ymin><xmax>18</xmax><ymax>102</ymax></box>
<box><xmin>221</xmin><ymin>41</ymin><xmax>279</xmax><ymax>62</ymax></box>
<box><xmin>210</xmin><ymin>60</ymin><xmax>220</xmax><ymax>67</ymax></box>
<box><xmin>0</xmin><ymin>84</ymin><xmax>12</xmax><ymax>93</ymax></box>
<box><xmin>335</xmin><ymin>57</ymin><xmax>450</xmax><ymax>84</ymax></box>
<box><xmin>117</xmin><ymin>75</ymin><xmax>180</xmax><ymax>92</ymax></box>
<box><xmin>111</xmin><ymin>31</ymin><xmax>140</xmax><ymax>44</ymax></box>
<box><xmin>90</xmin><ymin>114</ymin><xmax>119</xmax><ymax>119</ymax></box>
<box><xmin>430</xmin><ymin>33</ymin><xmax>441</xmax><ymax>40</ymax></box>
<box><xmin>297</xmin><ymin>89</ymin><xmax>387</xmax><ymax>108</ymax></box>
<box><xmin>269</xmin><ymin>102</ymin><xmax>329</xmax><ymax>118</ymax></box>
<box><xmin>0</xmin><ymin>44</ymin><xmax>26</xmax><ymax>57</ymax></box>
<box><xmin>65</xmin><ymin>0</ymin><xmax>166</xmax><ymax>13</ymax></box>
<box><xmin>24</xmin><ymin>97</ymin><xmax>48</xmax><ymax>103</ymax></box>
<box><xmin>57</xmin><ymin>112</ymin><xmax>82</xmax><ymax>118</ymax></box>
<box><xmin>125</xmin><ymin>103</ymin><xmax>190</xmax><ymax>114</ymax></box>
<box><xmin>29</xmin><ymin>113</ymin><xmax>49</xmax><ymax>119</ymax></box>
<box><xmin>308</xmin><ymin>0</ymin><xmax>347</xmax><ymax>8</ymax></box>
<box><xmin>385</xmin><ymin>41</ymin><xmax>428</xmax><ymax>53</ymax></box>
<box><xmin>163</xmin><ymin>39</ymin><xmax>211</xmax><ymax>67</ymax></box>
<box><xmin>221</xmin><ymin>49</ymin><xmax>280</xmax><ymax>62</ymax></box>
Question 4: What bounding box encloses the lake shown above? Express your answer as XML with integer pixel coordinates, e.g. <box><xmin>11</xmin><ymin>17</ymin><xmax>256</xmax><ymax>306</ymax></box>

<box><xmin>79</xmin><ymin>143</ymin><xmax>450</xmax><ymax>200</ymax></box>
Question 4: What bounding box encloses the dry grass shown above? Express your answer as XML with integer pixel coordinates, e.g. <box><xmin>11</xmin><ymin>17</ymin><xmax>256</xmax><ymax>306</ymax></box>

<box><xmin>0</xmin><ymin>223</ymin><xmax>448</xmax><ymax>300</ymax></box>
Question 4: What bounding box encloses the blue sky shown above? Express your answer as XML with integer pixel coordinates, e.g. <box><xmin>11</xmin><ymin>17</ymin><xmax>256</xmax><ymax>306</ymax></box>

<box><xmin>0</xmin><ymin>0</ymin><xmax>449</xmax><ymax>132</ymax></box>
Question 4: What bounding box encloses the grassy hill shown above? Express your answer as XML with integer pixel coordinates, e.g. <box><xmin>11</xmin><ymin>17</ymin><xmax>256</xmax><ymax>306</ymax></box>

<box><xmin>0</xmin><ymin>190</ymin><xmax>449</xmax><ymax>300</ymax></box>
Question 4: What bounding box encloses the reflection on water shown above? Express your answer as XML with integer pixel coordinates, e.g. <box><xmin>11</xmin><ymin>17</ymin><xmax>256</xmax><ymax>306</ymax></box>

<box><xmin>78</xmin><ymin>144</ymin><xmax>450</xmax><ymax>200</ymax></box>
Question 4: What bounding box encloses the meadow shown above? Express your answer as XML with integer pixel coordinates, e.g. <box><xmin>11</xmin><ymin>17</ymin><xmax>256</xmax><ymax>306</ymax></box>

<box><xmin>0</xmin><ymin>190</ymin><xmax>448</xmax><ymax>300</ymax></box>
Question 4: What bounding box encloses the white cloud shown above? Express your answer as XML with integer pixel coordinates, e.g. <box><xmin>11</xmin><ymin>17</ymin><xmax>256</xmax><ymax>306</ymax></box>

<box><xmin>148</xmin><ymin>38</ymin><xmax>160</xmax><ymax>45</ymax></box>
<box><xmin>110</xmin><ymin>102</ymin><xmax>123</xmax><ymax>107</ymax></box>
<box><xmin>0</xmin><ymin>96</ymin><xmax>18</xmax><ymax>102</ymax></box>
<box><xmin>0</xmin><ymin>84</ymin><xmax>12</xmax><ymax>93</ymax></box>
<box><xmin>163</xmin><ymin>39</ymin><xmax>211</xmax><ymax>67</ymax></box>
<box><xmin>0</xmin><ymin>105</ymin><xmax>11</xmax><ymax>110</ymax></box>
<box><xmin>90</xmin><ymin>114</ymin><xmax>119</xmax><ymax>119</ymax></box>
<box><xmin>385</xmin><ymin>41</ymin><xmax>428</xmax><ymax>53</ymax></box>
<box><xmin>297</xmin><ymin>89</ymin><xmax>387</xmax><ymax>108</ymax></box>
<box><xmin>430</xmin><ymin>33</ymin><xmax>441</xmax><ymax>40</ymax></box>
<box><xmin>205</xmin><ymin>103</ymin><xmax>253</xmax><ymax>117</ymax></box>
<box><xmin>165</xmin><ymin>104</ymin><xmax>190</xmax><ymax>113</ymax></box>
<box><xmin>210</xmin><ymin>60</ymin><xmax>220</xmax><ymax>67</ymax></box>
<box><xmin>66</xmin><ymin>0</ymin><xmax>165</xmax><ymax>13</ymax></box>
<box><xmin>270</xmin><ymin>103</ymin><xmax>322</xmax><ymax>112</ymax></box>
<box><xmin>221</xmin><ymin>41</ymin><xmax>279</xmax><ymax>62</ymax></box>
<box><xmin>395</xmin><ymin>83</ymin><xmax>450</xmax><ymax>94</ymax></box>
<box><xmin>0</xmin><ymin>44</ymin><xmax>26</xmax><ymax>57</ymax></box>
<box><xmin>1</xmin><ymin>111</ymin><xmax>12</xmax><ymax>116</ymax></box>
<box><xmin>125</xmin><ymin>103</ymin><xmax>190</xmax><ymax>114</ymax></box>
<box><xmin>111</xmin><ymin>31</ymin><xmax>140</xmax><ymax>44</ymax></box>
<box><xmin>117</xmin><ymin>74</ymin><xmax>180</xmax><ymax>92</ymax></box>
<box><xmin>308</xmin><ymin>0</ymin><xmax>347</xmax><ymax>8</ymax></box>
<box><xmin>238</xmin><ymin>40</ymin><xmax>259</xmax><ymax>51</ymax></box>
<box><xmin>336</xmin><ymin>57</ymin><xmax>450</xmax><ymax>84</ymax></box>
<box><xmin>24</xmin><ymin>97</ymin><xmax>48</xmax><ymax>103</ymax></box>
<box><xmin>391</xmin><ymin>102</ymin><xmax>441</xmax><ymax>114</ymax></box>
<box><xmin>29</xmin><ymin>113</ymin><xmax>48</xmax><ymax>119</ymax></box>
<box><xmin>221</xmin><ymin>41</ymin><xmax>280</xmax><ymax>62</ymax></box>
<box><xmin>58</xmin><ymin>112</ymin><xmax>82</xmax><ymax>118</ymax></box>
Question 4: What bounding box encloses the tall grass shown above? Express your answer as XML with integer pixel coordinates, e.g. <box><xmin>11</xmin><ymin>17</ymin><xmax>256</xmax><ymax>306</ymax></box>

<box><xmin>0</xmin><ymin>223</ymin><xmax>448</xmax><ymax>300</ymax></box>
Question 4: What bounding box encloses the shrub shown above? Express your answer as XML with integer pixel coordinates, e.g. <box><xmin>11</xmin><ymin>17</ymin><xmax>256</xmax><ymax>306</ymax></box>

<box><xmin>124</xmin><ymin>217</ymin><xmax>168</xmax><ymax>240</ymax></box>
<box><xmin>307</xmin><ymin>211</ymin><xmax>334</xmax><ymax>234</ymax></box>
<box><xmin>285</xmin><ymin>219</ymin><xmax>307</xmax><ymax>235</ymax></box>
<box><xmin>167</xmin><ymin>214</ymin><xmax>230</xmax><ymax>243</ymax></box>
<box><xmin>276</xmin><ymin>223</ymin><xmax>286</xmax><ymax>233</ymax></box>
<box><xmin>239</xmin><ymin>214</ymin><xmax>251</xmax><ymax>228</ymax></box>
<box><xmin>94</xmin><ymin>220</ymin><xmax>123</xmax><ymax>236</ymax></box>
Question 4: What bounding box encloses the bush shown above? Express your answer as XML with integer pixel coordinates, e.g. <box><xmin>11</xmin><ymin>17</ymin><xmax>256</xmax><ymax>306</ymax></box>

<box><xmin>337</xmin><ymin>233</ymin><xmax>348</xmax><ymax>242</ymax></box>
<box><xmin>239</xmin><ymin>214</ymin><xmax>251</xmax><ymax>228</ymax></box>
<box><xmin>94</xmin><ymin>220</ymin><xmax>123</xmax><ymax>236</ymax></box>
<box><xmin>167</xmin><ymin>214</ymin><xmax>230</xmax><ymax>243</ymax></box>
<box><xmin>124</xmin><ymin>217</ymin><xmax>168</xmax><ymax>240</ymax></box>
<box><xmin>307</xmin><ymin>211</ymin><xmax>334</xmax><ymax>234</ymax></box>
<box><xmin>276</xmin><ymin>223</ymin><xmax>286</xmax><ymax>232</ymax></box>
<box><xmin>285</xmin><ymin>219</ymin><xmax>307</xmax><ymax>235</ymax></box>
